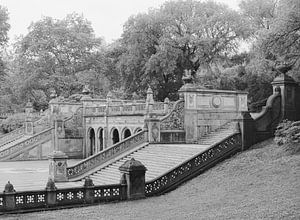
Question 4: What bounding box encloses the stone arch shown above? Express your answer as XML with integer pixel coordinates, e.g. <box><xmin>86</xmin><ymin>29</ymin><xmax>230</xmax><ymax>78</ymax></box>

<box><xmin>134</xmin><ymin>127</ymin><xmax>143</xmax><ymax>134</ymax></box>
<box><xmin>97</xmin><ymin>127</ymin><xmax>104</xmax><ymax>152</ymax></box>
<box><xmin>87</xmin><ymin>127</ymin><xmax>96</xmax><ymax>156</ymax></box>
<box><xmin>111</xmin><ymin>127</ymin><xmax>120</xmax><ymax>144</ymax></box>
<box><xmin>122</xmin><ymin>127</ymin><xmax>131</xmax><ymax>140</ymax></box>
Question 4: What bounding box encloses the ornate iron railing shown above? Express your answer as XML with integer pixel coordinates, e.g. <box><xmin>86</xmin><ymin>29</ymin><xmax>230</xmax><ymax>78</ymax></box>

<box><xmin>66</xmin><ymin>130</ymin><xmax>147</xmax><ymax>179</ymax></box>
<box><xmin>0</xmin><ymin>128</ymin><xmax>53</xmax><ymax>160</ymax></box>
<box><xmin>145</xmin><ymin>133</ymin><xmax>241</xmax><ymax>196</ymax></box>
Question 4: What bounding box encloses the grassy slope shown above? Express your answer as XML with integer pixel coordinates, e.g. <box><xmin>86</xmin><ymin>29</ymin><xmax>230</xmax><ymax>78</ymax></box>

<box><xmin>3</xmin><ymin>139</ymin><xmax>300</xmax><ymax>220</ymax></box>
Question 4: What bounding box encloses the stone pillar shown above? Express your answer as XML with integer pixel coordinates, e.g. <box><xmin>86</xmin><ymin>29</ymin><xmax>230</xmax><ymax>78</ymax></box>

<box><xmin>239</xmin><ymin>112</ymin><xmax>255</xmax><ymax>150</ymax></box>
<box><xmin>164</xmin><ymin>97</ymin><xmax>170</xmax><ymax>114</ymax></box>
<box><xmin>48</xmin><ymin>151</ymin><xmax>68</xmax><ymax>182</ymax></box>
<box><xmin>119</xmin><ymin>158</ymin><xmax>147</xmax><ymax>200</ymax></box>
<box><xmin>53</xmin><ymin>115</ymin><xmax>65</xmax><ymax>151</ymax></box>
<box><xmin>146</xmin><ymin>87</ymin><xmax>154</xmax><ymax>116</ymax></box>
<box><xmin>83</xmin><ymin>177</ymin><xmax>94</xmax><ymax>204</ymax></box>
<box><xmin>25</xmin><ymin>100</ymin><xmax>34</xmax><ymax>115</ymax></box>
<box><xmin>25</xmin><ymin>116</ymin><xmax>34</xmax><ymax>135</ymax></box>
<box><xmin>45</xmin><ymin>178</ymin><xmax>57</xmax><ymax>206</ymax></box>
<box><xmin>144</xmin><ymin>115</ymin><xmax>160</xmax><ymax>143</ymax></box>
<box><xmin>271</xmin><ymin>73</ymin><xmax>298</xmax><ymax>120</ymax></box>
<box><xmin>3</xmin><ymin>181</ymin><xmax>16</xmax><ymax>211</ymax></box>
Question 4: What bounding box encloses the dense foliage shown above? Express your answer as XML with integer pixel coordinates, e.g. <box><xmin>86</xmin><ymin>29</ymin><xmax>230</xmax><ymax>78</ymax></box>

<box><xmin>275</xmin><ymin>120</ymin><xmax>300</xmax><ymax>154</ymax></box>
<box><xmin>0</xmin><ymin>0</ymin><xmax>299</xmax><ymax>111</ymax></box>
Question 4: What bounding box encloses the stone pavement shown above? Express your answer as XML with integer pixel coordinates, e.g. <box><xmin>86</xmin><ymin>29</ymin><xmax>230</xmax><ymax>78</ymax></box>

<box><xmin>0</xmin><ymin>160</ymin><xmax>81</xmax><ymax>192</ymax></box>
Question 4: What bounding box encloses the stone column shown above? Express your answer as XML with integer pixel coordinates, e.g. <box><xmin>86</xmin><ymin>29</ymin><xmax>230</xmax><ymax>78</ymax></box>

<box><xmin>3</xmin><ymin>181</ymin><xmax>16</xmax><ymax>211</ymax></box>
<box><xmin>25</xmin><ymin>116</ymin><xmax>34</xmax><ymax>135</ymax></box>
<box><xmin>271</xmin><ymin>73</ymin><xmax>298</xmax><ymax>120</ymax></box>
<box><xmin>239</xmin><ymin>111</ymin><xmax>255</xmax><ymax>150</ymax></box>
<box><xmin>164</xmin><ymin>97</ymin><xmax>170</xmax><ymax>114</ymax></box>
<box><xmin>119</xmin><ymin>158</ymin><xmax>147</xmax><ymax>200</ymax></box>
<box><xmin>146</xmin><ymin>87</ymin><xmax>154</xmax><ymax>116</ymax></box>
<box><xmin>48</xmin><ymin>151</ymin><xmax>68</xmax><ymax>182</ymax></box>
<box><xmin>52</xmin><ymin>115</ymin><xmax>65</xmax><ymax>151</ymax></box>
<box><xmin>25</xmin><ymin>100</ymin><xmax>34</xmax><ymax>115</ymax></box>
<box><xmin>144</xmin><ymin>115</ymin><xmax>160</xmax><ymax>143</ymax></box>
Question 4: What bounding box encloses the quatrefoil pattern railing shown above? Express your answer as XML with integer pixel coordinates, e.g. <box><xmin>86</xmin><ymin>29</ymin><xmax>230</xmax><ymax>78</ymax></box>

<box><xmin>0</xmin><ymin>184</ymin><xmax>123</xmax><ymax>212</ymax></box>
<box><xmin>145</xmin><ymin>133</ymin><xmax>241</xmax><ymax>196</ymax></box>
<box><xmin>0</xmin><ymin>128</ymin><xmax>53</xmax><ymax>160</ymax></box>
<box><xmin>66</xmin><ymin>130</ymin><xmax>146</xmax><ymax>179</ymax></box>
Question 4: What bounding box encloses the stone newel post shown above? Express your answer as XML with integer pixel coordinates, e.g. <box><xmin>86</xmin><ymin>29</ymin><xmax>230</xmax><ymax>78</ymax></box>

<box><xmin>238</xmin><ymin>112</ymin><xmax>255</xmax><ymax>150</ymax></box>
<box><xmin>119</xmin><ymin>158</ymin><xmax>147</xmax><ymax>200</ymax></box>
<box><xmin>3</xmin><ymin>181</ymin><xmax>16</xmax><ymax>210</ymax></box>
<box><xmin>48</xmin><ymin>151</ymin><xmax>68</xmax><ymax>182</ymax></box>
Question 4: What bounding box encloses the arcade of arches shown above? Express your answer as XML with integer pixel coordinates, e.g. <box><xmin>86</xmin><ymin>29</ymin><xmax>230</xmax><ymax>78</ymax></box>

<box><xmin>86</xmin><ymin>126</ymin><xmax>142</xmax><ymax>156</ymax></box>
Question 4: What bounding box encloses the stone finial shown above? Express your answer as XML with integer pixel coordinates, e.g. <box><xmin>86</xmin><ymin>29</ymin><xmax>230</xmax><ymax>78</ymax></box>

<box><xmin>119</xmin><ymin>158</ymin><xmax>147</xmax><ymax>172</ymax></box>
<box><xmin>82</xmin><ymin>85</ymin><xmax>91</xmax><ymax>95</ymax></box>
<box><xmin>4</xmin><ymin>181</ymin><xmax>15</xmax><ymax>193</ymax></box>
<box><xmin>146</xmin><ymin>87</ymin><xmax>154</xmax><ymax>104</ymax></box>
<box><xmin>182</xmin><ymin>69</ymin><xmax>193</xmax><ymax>84</ymax></box>
<box><xmin>132</xmin><ymin>92</ymin><xmax>139</xmax><ymax>100</ymax></box>
<box><xmin>146</xmin><ymin>87</ymin><xmax>153</xmax><ymax>95</ymax></box>
<box><xmin>84</xmin><ymin>176</ymin><xmax>94</xmax><ymax>187</ymax></box>
<box><xmin>107</xmin><ymin>91</ymin><xmax>113</xmax><ymax>99</ymax></box>
<box><xmin>45</xmin><ymin>178</ymin><xmax>57</xmax><ymax>191</ymax></box>
<box><xmin>50</xmin><ymin>90</ymin><xmax>57</xmax><ymax>99</ymax></box>
<box><xmin>25</xmin><ymin>100</ymin><xmax>33</xmax><ymax>108</ymax></box>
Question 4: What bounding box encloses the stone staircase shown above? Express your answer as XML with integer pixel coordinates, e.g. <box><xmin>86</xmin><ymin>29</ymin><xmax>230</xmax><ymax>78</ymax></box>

<box><xmin>69</xmin><ymin>122</ymin><xmax>238</xmax><ymax>186</ymax></box>
<box><xmin>0</xmin><ymin>135</ymin><xmax>30</xmax><ymax>152</ymax></box>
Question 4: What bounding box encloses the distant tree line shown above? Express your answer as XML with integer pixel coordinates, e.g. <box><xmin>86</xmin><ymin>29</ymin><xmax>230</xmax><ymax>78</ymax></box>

<box><xmin>0</xmin><ymin>0</ymin><xmax>299</xmax><ymax>112</ymax></box>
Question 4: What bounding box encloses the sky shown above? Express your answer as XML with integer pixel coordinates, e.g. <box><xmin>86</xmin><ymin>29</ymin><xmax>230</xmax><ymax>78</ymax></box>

<box><xmin>0</xmin><ymin>0</ymin><xmax>241</xmax><ymax>44</ymax></box>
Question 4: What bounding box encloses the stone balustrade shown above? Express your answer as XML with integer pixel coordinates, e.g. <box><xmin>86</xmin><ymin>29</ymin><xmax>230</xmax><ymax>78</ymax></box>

<box><xmin>0</xmin><ymin>131</ymin><xmax>241</xmax><ymax>214</ymax></box>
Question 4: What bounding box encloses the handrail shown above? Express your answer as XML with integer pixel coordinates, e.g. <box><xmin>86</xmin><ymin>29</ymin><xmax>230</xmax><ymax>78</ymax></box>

<box><xmin>66</xmin><ymin>130</ymin><xmax>147</xmax><ymax>179</ymax></box>
<box><xmin>0</xmin><ymin>127</ymin><xmax>53</xmax><ymax>160</ymax></box>
<box><xmin>0</xmin><ymin>127</ymin><xmax>25</xmax><ymax>146</ymax></box>
<box><xmin>145</xmin><ymin>132</ymin><xmax>241</xmax><ymax>196</ymax></box>
<box><xmin>251</xmin><ymin>91</ymin><xmax>281</xmax><ymax>120</ymax></box>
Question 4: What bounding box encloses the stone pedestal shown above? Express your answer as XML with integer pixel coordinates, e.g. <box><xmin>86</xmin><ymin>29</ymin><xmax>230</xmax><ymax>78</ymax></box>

<box><xmin>119</xmin><ymin>158</ymin><xmax>147</xmax><ymax>200</ymax></box>
<box><xmin>271</xmin><ymin>74</ymin><xmax>298</xmax><ymax>120</ymax></box>
<box><xmin>45</xmin><ymin>178</ymin><xmax>57</xmax><ymax>206</ymax></box>
<box><xmin>3</xmin><ymin>181</ymin><xmax>16</xmax><ymax>211</ymax></box>
<box><xmin>83</xmin><ymin>177</ymin><xmax>94</xmax><ymax>204</ymax></box>
<box><xmin>25</xmin><ymin>116</ymin><xmax>34</xmax><ymax>135</ymax></box>
<box><xmin>144</xmin><ymin>116</ymin><xmax>160</xmax><ymax>143</ymax></box>
<box><xmin>48</xmin><ymin>151</ymin><xmax>68</xmax><ymax>182</ymax></box>
<box><xmin>239</xmin><ymin>112</ymin><xmax>255</xmax><ymax>150</ymax></box>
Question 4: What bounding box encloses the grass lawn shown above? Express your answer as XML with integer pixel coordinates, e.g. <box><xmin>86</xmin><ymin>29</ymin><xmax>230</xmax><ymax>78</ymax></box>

<box><xmin>2</xmin><ymin>139</ymin><xmax>300</xmax><ymax>220</ymax></box>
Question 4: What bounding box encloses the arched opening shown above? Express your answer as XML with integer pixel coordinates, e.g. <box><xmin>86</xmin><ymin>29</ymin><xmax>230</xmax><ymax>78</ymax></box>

<box><xmin>88</xmin><ymin>128</ymin><xmax>95</xmax><ymax>156</ymax></box>
<box><xmin>134</xmin><ymin>127</ymin><xmax>142</xmax><ymax>134</ymax></box>
<box><xmin>123</xmin><ymin>128</ymin><xmax>131</xmax><ymax>139</ymax></box>
<box><xmin>112</xmin><ymin>128</ymin><xmax>120</xmax><ymax>144</ymax></box>
<box><xmin>98</xmin><ymin>128</ymin><xmax>104</xmax><ymax>151</ymax></box>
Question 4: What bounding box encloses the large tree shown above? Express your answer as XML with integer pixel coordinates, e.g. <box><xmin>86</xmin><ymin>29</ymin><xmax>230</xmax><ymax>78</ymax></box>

<box><xmin>13</xmin><ymin>13</ymin><xmax>107</xmax><ymax>108</ymax></box>
<box><xmin>118</xmin><ymin>0</ymin><xmax>250</xmax><ymax>100</ymax></box>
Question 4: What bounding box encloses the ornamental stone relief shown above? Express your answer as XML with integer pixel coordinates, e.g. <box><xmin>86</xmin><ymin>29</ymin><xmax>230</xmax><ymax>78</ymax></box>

<box><xmin>160</xmin><ymin>101</ymin><xmax>184</xmax><ymax>130</ymax></box>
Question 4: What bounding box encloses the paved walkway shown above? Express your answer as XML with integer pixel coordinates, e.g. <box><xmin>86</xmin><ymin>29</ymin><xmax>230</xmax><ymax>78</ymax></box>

<box><xmin>0</xmin><ymin>160</ymin><xmax>80</xmax><ymax>191</ymax></box>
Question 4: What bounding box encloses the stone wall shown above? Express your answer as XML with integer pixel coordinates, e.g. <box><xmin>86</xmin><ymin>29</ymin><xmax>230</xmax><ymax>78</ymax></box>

<box><xmin>179</xmin><ymin>84</ymin><xmax>248</xmax><ymax>143</ymax></box>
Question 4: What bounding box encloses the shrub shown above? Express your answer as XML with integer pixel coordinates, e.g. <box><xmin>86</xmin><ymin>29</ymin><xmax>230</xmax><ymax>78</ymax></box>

<box><xmin>0</xmin><ymin>114</ymin><xmax>24</xmax><ymax>133</ymax></box>
<box><xmin>274</xmin><ymin>120</ymin><xmax>300</xmax><ymax>154</ymax></box>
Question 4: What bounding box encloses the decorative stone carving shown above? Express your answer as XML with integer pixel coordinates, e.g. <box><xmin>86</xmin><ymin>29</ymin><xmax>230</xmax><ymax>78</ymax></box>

<box><xmin>160</xmin><ymin>101</ymin><xmax>184</xmax><ymax>130</ymax></box>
